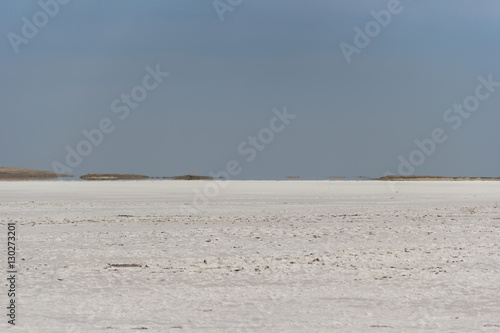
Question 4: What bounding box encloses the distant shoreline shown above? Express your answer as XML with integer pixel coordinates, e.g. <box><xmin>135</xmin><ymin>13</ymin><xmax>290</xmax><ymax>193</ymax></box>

<box><xmin>375</xmin><ymin>175</ymin><xmax>500</xmax><ymax>181</ymax></box>
<box><xmin>1</xmin><ymin>168</ymin><xmax>498</xmax><ymax>181</ymax></box>
<box><xmin>79</xmin><ymin>174</ymin><xmax>213</xmax><ymax>181</ymax></box>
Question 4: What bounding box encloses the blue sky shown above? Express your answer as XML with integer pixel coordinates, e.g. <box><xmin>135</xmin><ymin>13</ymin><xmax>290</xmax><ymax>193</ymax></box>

<box><xmin>1</xmin><ymin>0</ymin><xmax>499</xmax><ymax>179</ymax></box>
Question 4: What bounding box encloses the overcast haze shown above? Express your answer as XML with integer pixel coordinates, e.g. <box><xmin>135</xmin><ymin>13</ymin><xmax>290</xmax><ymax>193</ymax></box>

<box><xmin>1</xmin><ymin>0</ymin><xmax>499</xmax><ymax>179</ymax></box>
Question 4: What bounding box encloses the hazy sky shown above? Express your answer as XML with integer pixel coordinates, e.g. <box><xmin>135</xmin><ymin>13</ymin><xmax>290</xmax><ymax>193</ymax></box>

<box><xmin>1</xmin><ymin>0</ymin><xmax>499</xmax><ymax>179</ymax></box>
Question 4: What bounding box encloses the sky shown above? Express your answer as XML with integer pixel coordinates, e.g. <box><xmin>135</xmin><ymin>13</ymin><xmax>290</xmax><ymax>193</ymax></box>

<box><xmin>1</xmin><ymin>0</ymin><xmax>499</xmax><ymax>180</ymax></box>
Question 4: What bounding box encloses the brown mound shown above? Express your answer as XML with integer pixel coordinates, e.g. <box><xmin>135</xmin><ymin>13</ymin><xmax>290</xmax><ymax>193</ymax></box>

<box><xmin>0</xmin><ymin>167</ymin><xmax>71</xmax><ymax>181</ymax></box>
<box><xmin>167</xmin><ymin>175</ymin><xmax>213</xmax><ymax>180</ymax></box>
<box><xmin>80</xmin><ymin>174</ymin><xmax>149</xmax><ymax>181</ymax></box>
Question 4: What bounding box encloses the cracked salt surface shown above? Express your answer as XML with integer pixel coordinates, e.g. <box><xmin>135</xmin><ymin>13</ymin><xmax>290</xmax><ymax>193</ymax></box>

<box><xmin>1</xmin><ymin>180</ymin><xmax>499</xmax><ymax>332</ymax></box>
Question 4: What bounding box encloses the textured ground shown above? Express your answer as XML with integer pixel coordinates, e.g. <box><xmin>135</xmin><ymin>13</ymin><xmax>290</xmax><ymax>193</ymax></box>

<box><xmin>1</xmin><ymin>181</ymin><xmax>499</xmax><ymax>332</ymax></box>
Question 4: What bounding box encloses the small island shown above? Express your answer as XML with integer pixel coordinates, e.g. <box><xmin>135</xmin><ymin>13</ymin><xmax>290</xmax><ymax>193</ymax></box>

<box><xmin>166</xmin><ymin>175</ymin><xmax>214</xmax><ymax>180</ymax></box>
<box><xmin>80</xmin><ymin>174</ymin><xmax>150</xmax><ymax>181</ymax></box>
<box><xmin>0</xmin><ymin>167</ymin><xmax>72</xmax><ymax>181</ymax></box>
